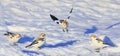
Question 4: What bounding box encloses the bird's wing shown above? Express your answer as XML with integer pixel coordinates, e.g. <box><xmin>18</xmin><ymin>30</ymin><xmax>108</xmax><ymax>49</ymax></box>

<box><xmin>59</xmin><ymin>20</ymin><xmax>64</xmax><ymax>23</ymax></box>
<box><xmin>50</xmin><ymin>14</ymin><xmax>60</xmax><ymax>24</ymax></box>
<box><xmin>25</xmin><ymin>40</ymin><xmax>38</xmax><ymax>48</ymax></box>
<box><xmin>50</xmin><ymin>14</ymin><xmax>59</xmax><ymax>21</ymax></box>
<box><xmin>30</xmin><ymin>40</ymin><xmax>39</xmax><ymax>46</ymax></box>
<box><xmin>67</xmin><ymin>7</ymin><xmax>73</xmax><ymax>19</ymax></box>
<box><xmin>96</xmin><ymin>38</ymin><xmax>110</xmax><ymax>45</ymax></box>
<box><xmin>96</xmin><ymin>38</ymin><xmax>103</xmax><ymax>41</ymax></box>
<box><xmin>96</xmin><ymin>38</ymin><xmax>103</xmax><ymax>43</ymax></box>
<box><xmin>38</xmin><ymin>38</ymin><xmax>45</xmax><ymax>41</ymax></box>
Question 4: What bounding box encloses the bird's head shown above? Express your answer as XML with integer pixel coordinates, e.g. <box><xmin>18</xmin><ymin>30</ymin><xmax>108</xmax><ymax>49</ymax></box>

<box><xmin>63</xmin><ymin>20</ymin><xmax>67</xmax><ymax>22</ymax></box>
<box><xmin>62</xmin><ymin>20</ymin><xmax>68</xmax><ymax>25</ymax></box>
<box><xmin>90</xmin><ymin>34</ymin><xmax>97</xmax><ymax>39</ymax></box>
<box><xmin>15</xmin><ymin>34</ymin><xmax>21</xmax><ymax>38</ymax></box>
<box><xmin>39</xmin><ymin>33</ymin><xmax>46</xmax><ymax>38</ymax></box>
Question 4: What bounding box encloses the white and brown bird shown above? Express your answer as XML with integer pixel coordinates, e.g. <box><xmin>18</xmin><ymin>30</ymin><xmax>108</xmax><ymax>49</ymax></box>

<box><xmin>25</xmin><ymin>33</ymin><xmax>46</xmax><ymax>49</ymax></box>
<box><xmin>4</xmin><ymin>32</ymin><xmax>21</xmax><ymax>45</ymax></box>
<box><xmin>50</xmin><ymin>8</ymin><xmax>73</xmax><ymax>32</ymax></box>
<box><xmin>90</xmin><ymin>34</ymin><xmax>109</xmax><ymax>52</ymax></box>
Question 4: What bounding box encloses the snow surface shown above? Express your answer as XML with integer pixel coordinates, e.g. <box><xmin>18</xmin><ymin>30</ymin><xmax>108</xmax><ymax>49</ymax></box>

<box><xmin>0</xmin><ymin>0</ymin><xmax>120</xmax><ymax>56</ymax></box>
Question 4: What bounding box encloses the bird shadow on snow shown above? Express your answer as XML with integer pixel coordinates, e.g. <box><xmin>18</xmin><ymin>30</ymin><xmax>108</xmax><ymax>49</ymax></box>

<box><xmin>103</xmin><ymin>36</ymin><xmax>117</xmax><ymax>47</ymax></box>
<box><xmin>22</xmin><ymin>40</ymin><xmax>77</xmax><ymax>56</ymax></box>
<box><xmin>22</xmin><ymin>50</ymin><xmax>39</xmax><ymax>55</ymax></box>
<box><xmin>84</xmin><ymin>26</ymin><xmax>98</xmax><ymax>35</ymax></box>
<box><xmin>22</xmin><ymin>50</ymin><xmax>46</xmax><ymax>56</ymax></box>
<box><xmin>41</xmin><ymin>40</ymin><xmax>77</xmax><ymax>48</ymax></box>
<box><xmin>17</xmin><ymin>35</ymin><xmax>34</xmax><ymax>44</ymax></box>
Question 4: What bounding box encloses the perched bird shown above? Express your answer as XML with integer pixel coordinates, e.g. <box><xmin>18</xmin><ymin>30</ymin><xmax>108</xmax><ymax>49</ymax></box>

<box><xmin>25</xmin><ymin>33</ymin><xmax>46</xmax><ymax>49</ymax></box>
<box><xmin>90</xmin><ymin>34</ymin><xmax>109</xmax><ymax>52</ymax></box>
<box><xmin>50</xmin><ymin>8</ymin><xmax>73</xmax><ymax>32</ymax></box>
<box><xmin>4</xmin><ymin>32</ymin><xmax>21</xmax><ymax>45</ymax></box>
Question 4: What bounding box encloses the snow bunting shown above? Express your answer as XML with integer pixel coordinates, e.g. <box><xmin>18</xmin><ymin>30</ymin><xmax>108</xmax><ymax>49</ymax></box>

<box><xmin>4</xmin><ymin>32</ymin><xmax>21</xmax><ymax>45</ymax></box>
<box><xmin>50</xmin><ymin>8</ymin><xmax>73</xmax><ymax>32</ymax></box>
<box><xmin>90</xmin><ymin>34</ymin><xmax>109</xmax><ymax>52</ymax></box>
<box><xmin>25</xmin><ymin>33</ymin><xmax>46</xmax><ymax>49</ymax></box>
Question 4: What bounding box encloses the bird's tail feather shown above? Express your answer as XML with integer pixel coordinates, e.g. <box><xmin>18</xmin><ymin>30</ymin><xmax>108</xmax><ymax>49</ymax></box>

<box><xmin>103</xmin><ymin>42</ymin><xmax>110</xmax><ymax>46</ymax></box>
<box><xmin>25</xmin><ymin>45</ymin><xmax>31</xmax><ymax>48</ymax></box>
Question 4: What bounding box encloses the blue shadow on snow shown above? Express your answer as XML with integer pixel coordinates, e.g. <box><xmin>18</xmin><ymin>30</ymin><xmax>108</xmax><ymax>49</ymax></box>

<box><xmin>17</xmin><ymin>35</ymin><xmax>34</xmax><ymax>43</ymax></box>
<box><xmin>22</xmin><ymin>40</ymin><xmax>77</xmax><ymax>56</ymax></box>
<box><xmin>22</xmin><ymin>50</ymin><xmax>39</xmax><ymax>55</ymax></box>
<box><xmin>84</xmin><ymin>26</ymin><xmax>98</xmax><ymax>34</ymax></box>
<box><xmin>106</xmin><ymin>22</ymin><xmax>120</xmax><ymax>29</ymax></box>
<box><xmin>22</xmin><ymin>50</ymin><xmax>46</xmax><ymax>56</ymax></box>
<box><xmin>103</xmin><ymin>36</ymin><xmax>117</xmax><ymax>47</ymax></box>
<box><xmin>41</xmin><ymin>40</ymin><xmax>77</xmax><ymax>48</ymax></box>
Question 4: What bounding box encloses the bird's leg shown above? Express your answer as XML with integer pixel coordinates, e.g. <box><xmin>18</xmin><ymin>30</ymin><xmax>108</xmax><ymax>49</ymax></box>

<box><xmin>9</xmin><ymin>42</ymin><xmax>16</xmax><ymax>46</ymax></box>
<box><xmin>62</xmin><ymin>29</ymin><xmax>65</xmax><ymax>32</ymax></box>
<box><xmin>38</xmin><ymin>47</ymin><xmax>42</xmax><ymax>50</ymax></box>
<box><xmin>66</xmin><ymin>28</ymin><xmax>68</xmax><ymax>32</ymax></box>
<box><xmin>95</xmin><ymin>48</ymin><xmax>100</xmax><ymax>52</ymax></box>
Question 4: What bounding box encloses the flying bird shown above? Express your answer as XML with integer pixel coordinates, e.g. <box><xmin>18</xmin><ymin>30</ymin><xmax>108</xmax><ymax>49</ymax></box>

<box><xmin>4</xmin><ymin>32</ymin><xmax>21</xmax><ymax>45</ymax></box>
<box><xmin>50</xmin><ymin>8</ymin><xmax>73</xmax><ymax>32</ymax></box>
<box><xmin>90</xmin><ymin>34</ymin><xmax>110</xmax><ymax>52</ymax></box>
<box><xmin>25</xmin><ymin>33</ymin><xmax>46</xmax><ymax>49</ymax></box>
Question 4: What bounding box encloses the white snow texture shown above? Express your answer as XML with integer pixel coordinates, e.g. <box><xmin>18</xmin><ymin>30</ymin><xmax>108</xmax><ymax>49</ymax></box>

<box><xmin>0</xmin><ymin>0</ymin><xmax>120</xmax><ymax>56</ymax></box>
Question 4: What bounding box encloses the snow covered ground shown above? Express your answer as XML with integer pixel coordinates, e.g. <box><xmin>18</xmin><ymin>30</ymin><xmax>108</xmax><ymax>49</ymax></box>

<box><xmin>0</xmin><ymin>0</ymin><xmax>120</xmax><ymax>56</ymax></box>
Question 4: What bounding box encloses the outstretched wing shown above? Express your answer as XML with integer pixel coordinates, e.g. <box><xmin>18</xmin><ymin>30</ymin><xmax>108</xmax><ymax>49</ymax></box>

<box><xmin>50</xmin><ymin>14</ymin><xmax>59</xmax><ymax>24</ymax></box>
<box><xmin>67</xmin><ymin>7</ymin><xmax>73</xmax><ymax>19</ymax></box>
<box><xmin>50</xmin><ymin>14</ymin><xmax>59</xmax><ymax>21</ymax></box>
